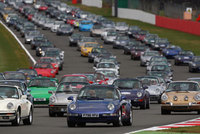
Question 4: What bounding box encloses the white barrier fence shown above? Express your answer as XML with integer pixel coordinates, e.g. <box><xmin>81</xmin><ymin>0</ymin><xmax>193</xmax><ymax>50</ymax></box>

<box><xmin>82</xmin><ymin>0</ymin><xmax>102</xmax><ymax>8</ymax></box>
<box><xmin>112</xmin><ymin>7</ymin><xmax>156</xmax><ymax>25</ymax></box>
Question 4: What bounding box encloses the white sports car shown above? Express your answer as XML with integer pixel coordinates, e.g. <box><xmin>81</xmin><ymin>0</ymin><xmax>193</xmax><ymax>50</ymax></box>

<box><xmin>0</xmin><ymin>85</ymin><xmax>33</xmax><ymax>126</ymax></box>
<box><xmin>94</xmin><ymin>62</ymin><xmax>120</xmax><ymax>75</ymax></box>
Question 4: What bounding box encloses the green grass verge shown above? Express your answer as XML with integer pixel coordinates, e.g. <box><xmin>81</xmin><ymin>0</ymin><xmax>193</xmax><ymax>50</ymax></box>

<box><xmin>134</xmin><ymin>131</ymin><xmax>196</xmax><ymax>134</ymax></box>
<box><xmin>0</xmin><ymin>23</ymin><xmax>31</xmax><ymax>72</ymax></box>
<box><xmin>66</xmin><ymin>2</ymin><xmax>200</xmax><ymax>55</ymax></box>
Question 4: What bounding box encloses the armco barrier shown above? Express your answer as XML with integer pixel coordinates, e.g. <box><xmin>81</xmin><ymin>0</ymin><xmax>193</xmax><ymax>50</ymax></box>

<box><xmin>82</xmin><ymin>0</ymin><xmax>102</xmax><ymax>8</ymax></box>
<box><xmin>156</xmin><ymin>16</ymin><xmax>200</xmax><ymax>36</ymax></box>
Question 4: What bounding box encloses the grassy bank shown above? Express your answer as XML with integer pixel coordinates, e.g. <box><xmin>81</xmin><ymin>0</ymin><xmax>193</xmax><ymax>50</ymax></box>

<box><xmin>0</xmin><ymin>23</ymin><xmax>31</xmax><ymax>72</ymax></box>
<box><xmin>66</xmin><ymin>2</ymin><xmax>200</xmax><ymax>55</ymax></box>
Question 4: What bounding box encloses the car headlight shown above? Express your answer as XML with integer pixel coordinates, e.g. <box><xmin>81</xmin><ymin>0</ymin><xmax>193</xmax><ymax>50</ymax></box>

<box><xmin>51</xmin><ymin>70</ymin><xmax>54</xmax><ymax>74</ymax></box>
<box><xmin>49</xmin><ymin>96</ymin><xmax>56</xmax><ymax>103</ymax></box>
<box><xmin>116</xmin><ymin>41</ymin><xmax>120</xmax><ymax>44</ymax></box>
<box><xmin>161</xmin><ymin>93</ymin><xmax>168</xmax><ymax>101</ymax></box>
<box><xmin>178</xmin><ymin>57</ymin><xmax>181</xmax><ymax>60</ymax></box>
<box><xmin>137</xmin><ymin>92</ymin><xmax>142</xmax><ymax>97</ymax></box>
<box><xmin>7</xmin><ymin>102</ymin><xmax>14</xmax><ymax>109</ymax></box>
<box><xmin>192</xmin><ymin>63</ymin><xmax>196</xmax><ymax>66</ymax></box>
<box><xmin>194</xmin><ymin>93</ymin><xmax>200</xmax><ymax>101</ymax></box>
<box><xmin>166</xmin><ymin>51</ymin><xmax>169</xmax><ymax>54</ymax></box>
<box><xmin>155</xmin><ymin>44</ymin><xmax>159</xmax><ymax>47</ymax></box>
<box><xmin>107</xmin><ymin>103</ymin><xmax>115</xmax><ymax>111</ymax></box>
<box><xmin>54</xmin><ymin>64</ymin><xmax>58</xmax><ymax>68</ymax></box>
<box><xmin>69</xmin><ymin>104</ymin><xmax>76</xmax><ymax>110</ymax></box>
<box><xmin>155</xmin><ymin>89</ymin><xmax>160</xmax><ymax>93</ymax></box>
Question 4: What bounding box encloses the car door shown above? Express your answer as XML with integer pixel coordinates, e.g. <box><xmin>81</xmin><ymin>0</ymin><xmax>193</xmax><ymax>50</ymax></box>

<box><xmin>18</xmin><ymin>89</ymin><xmax>29</xmax><ymax>117</ymax></box>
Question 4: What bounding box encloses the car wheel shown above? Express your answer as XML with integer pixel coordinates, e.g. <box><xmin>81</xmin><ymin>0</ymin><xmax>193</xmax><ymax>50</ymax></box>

<box><xmin>113</xmin><ymin>110</ymin><xmax>122</xmax><ymax>127</ymax></box>
<box><xmin>88</xmin><ymin>59</ymin><xmax>93</xmax><ymax>63</ymax></box>
<box><xmin>77</xmin><ymin>122</ymin><xmax>86</xmax><ymax>127</ymax></box>
<box><xmin>67</xmin><ymin>119</ymin><xmax>76</xmax><ymax>127</ymax></box>
<box><xmin>12</xmin><ymin>109</ymin><xmax>21</xmax><ymax>126</ymax></box>
<box><xmin>23</xmin><ymin>108</ymin><xmax>33</xmax><ymax>125</ymax></box>
<box><xmin>49</xmin><ymin>110</ymin><xmax>56</xmax><ymax>117</ymax></box>
<box><xmin>161</xmin><ymin>108</ymin><xmax>171</xmax><ymax>115</ymax></box>
<box><xmin>122</xmin><ymin>109</ymin><xmax>133</xmax><ymax>126</ymax></box>
<box><xmin>140</xmin><ymin>100</ymin><xmax>146</xmax><ymax>109</ymax></box>
<box><xmin>146</xmin><ymin>98</ymin><xmax>150</xmax><ymax>109</ymax></box>
<box><xmin>157</xmin><ymin>99</ymin><xmax>161</xmax><ymax>104</ymax></box>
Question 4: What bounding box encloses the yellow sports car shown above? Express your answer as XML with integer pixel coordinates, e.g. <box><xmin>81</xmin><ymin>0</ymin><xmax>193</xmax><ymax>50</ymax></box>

<box><xmin>81</xmin><ymin>42</ymin><xmax>102</xmax><ymax>57</ymax></box>
<box><xmin>161</xmin><ymin>81</ymin><xmax>200</xmax><ymax>115</ymax></box>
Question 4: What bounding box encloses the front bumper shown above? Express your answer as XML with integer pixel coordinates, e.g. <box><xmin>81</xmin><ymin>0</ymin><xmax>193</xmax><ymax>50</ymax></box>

<box><xmin>49</xmin><ymin>105</ymin><xmax>67</xmax><ymax>113</ymax></box>
<box><xmin>0</xmin><ymin>110</ymin><xmax>16</xmax><ymax>122</ymax></box>
<box><xmin>161</xmin><ymin>103</ymin><xmax>200</xmax><ymax>112</ymax></box>
<box><xmin>150</xmin><ymin>95</ymin><xmax>160</xmax><ymax>101</ymax></box>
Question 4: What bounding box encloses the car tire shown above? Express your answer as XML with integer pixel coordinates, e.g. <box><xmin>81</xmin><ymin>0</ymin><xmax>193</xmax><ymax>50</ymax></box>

<box><xmin>23</xmin><ymin>108</ymin><xmax>33</xmax><ymax>125</ymax></box>
<box><xmin>197</xmin><ymin>111</ymin><xmax>200</xmax><ymax>115</ymax></box>
<box><xmin>161</xmin><ymin>108</ymin><xmax>171</xmax><ymax>115</ymax></box>
<box><xmin>113</xmin><ymin>110</ymin><xmax>122</xmax><ymax>127</ymax></box>
<box><xmin>67</xmin><ymin>119</ymin><xmax>76</xmax><ymax>127</ymax></box>
<box><xmin>146</xmin><ymin>98</ymin><xmax>150</xmax><ymax>109</ymax></box>
<box><xmin>122</xmin><ymin>110</ymin><xmax>133</xmax><ymax>126</ymax></box>
<box><xmin>12</xmin><ymin>109</ymin><xmax>21</xmax><ymax>126</ymax></box>
<box><xmin>140</xmin><ymin>100</ymin><xmax>146</xmax><ymax>109</ymax></box>
<box><xmin>88</xmin><ymin>59</ymin><xmax>93</xmax><ymax>63</ymax></box>
<box><xmin>77</xmin><ymin>122</ymin><xmax>86</xmax><ymax>127</ymax></box>
<box><xmin>49</xmin><ymin>110</ymin><xmax>56</xmax><ymax>117</ymax></box>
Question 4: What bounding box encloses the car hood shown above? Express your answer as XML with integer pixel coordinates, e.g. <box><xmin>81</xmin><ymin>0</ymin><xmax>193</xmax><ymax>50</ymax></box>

<box><xmin>120</xmin><ymin>89</ymin><xmax>144</xmax><ymax>99</ymax></box>
<box><xmin>54</xmin><ymin>93</ymin><xmax>77</xmax><ymax>104</ymax></box>
<box><xmin>76</xmin><ymin>100</ymin><xmax>119</xmax><ymax>112</ymax></box>
<box><xmin>30</xmin><ymin>87</ymin><xmax>56</xmax><ymax>98</ymax></box>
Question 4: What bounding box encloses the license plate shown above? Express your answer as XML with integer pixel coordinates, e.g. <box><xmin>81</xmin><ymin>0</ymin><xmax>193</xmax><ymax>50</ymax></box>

<box><xmin>34</xmin><ymin>98</ymin><xmax>46</xmax><ymax>101</ymax></box>
<box><xmin>184</xmin><ymin>57</ymin><xmax>189</xmax><ymax>59</ymax></box>
<box><xmin>82</xmin><ymin>114</ymin><xmax>99</xmax><ymax>118</ymax></box>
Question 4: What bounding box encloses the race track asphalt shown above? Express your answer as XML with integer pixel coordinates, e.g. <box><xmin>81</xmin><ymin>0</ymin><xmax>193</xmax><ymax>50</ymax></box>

<box><xmin>1</xmin><ymin>15</ymin><xmax>200</xmax><ymax>134</ymax></box>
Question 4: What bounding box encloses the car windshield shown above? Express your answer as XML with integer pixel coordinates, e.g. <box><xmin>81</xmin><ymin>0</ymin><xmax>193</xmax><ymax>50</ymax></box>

<box><xmin>0</xmin><ymin>86</ymin><xmax>19</xmax><ymax>99</ymax></box>
<box><xmin>92</xmin><ymin>48</ymin><xmax>107</xmax><ymax>53</ymax></box>
<box><xmin>82</xmin><ymin>38</ymin><xmax>95</xmax><ymax>42</ymax></box>
<box><xmin>61</xmin><ymin>76</ymin><xmax>88</xmax><ymax>83</ymax></box>
<box><xmin>71</xmin><ymin>34</ymin><xmax>81</xmax><ymax>38</ymax></box>
<box><xmin>85</xmin><ymin>43</ymin><xmax>98</xmax><ymax>48</ymax></box>
<box><xmin>77</xmin><ymin>86</ymin><xmax>119</xmax><ymax>100</ymax></box>
<box><xmin>29</xmin><ymin>79</ymin><xmax>57</xmax><ymax>87</ymax></box>
<box><xmin>34</xmin><ymin>63</ymin><xmax>53</xmax><ymax>69</ymax></box>
<box><xmin>101</xmin><ymin>58</ymin><xmax>116</xmax><ymax>63</ymax></box>
<box><xmin>188</xmin><ymin>78</ymin><xmax>200</xmax><ymax>83</ymax></box>
<box><xmin>4</xmin><ymin>73</ymin><xmax>26</xmax><ymax>80</ymax></box>
<box><xmin>56</xmin><ymin>82</ymin><xmax>86</xmax><ymax>93</ymax></box>
<box><xmin>0</xmin><ymin>74</ymin><xmax>4</xmax><ymax>80</ymax></box>
<box><xmin>139</xmin><ymin>77</ymin><xmax>159</xmax><ymax>86</ymax></box>
<box><xmin>193</xmin><ymin>57</ymin><xmax>200</xmax><ymax>62</ymax></box>
<box><xmin>45</xmin><ymin>50</ymin><xmax>60</xmax><ymax>57</ymax></box>
<box><xmin>113</xmin><ymin>79</ymin><xmax>141</xmax><ymax>89</ymax></box>
<box><xmin>18</xmin><ymin>69</ymin><xmax>37</xmax><ymax>76</ymax></box>
<box><xmin>40</xmin><ymin>58</ymin><xmax>56</xmax><ymax>63</ymax></box>
<box><xmin>107</xmin><ymin>32</ymin><xmax>117</xmax><ymax>36</ymax></box>
<box><xmin>118</xmin><ymin>36</ymin><xmax>129</xmax><ymax>40</ymax></box>
<box><xmin>152</xmin><ymin>65</ymin><xmax>167</xmax><ymax>71</ymax></box>
<box><xmin>81</xmin><ymin>21</ymin><xmax>92</xmax><ymax>25</ymax></box>
<box><xmin>150</xmin><ymin>57</ymin><xmax>167</xmax><ymax>62</ymax></box>
<box><xmin>93</xmin><ymin>25</ymin><xmax>102</xmax><ymax>29</ymax></box>
<box><xmin>144</xmin><ymin>51</ymin><xmax>159</xmax><ymax>56</ymax></box>
<box><xmin>156</xmin><ymin>39</ymin><xmax>168</xmax><ymax>43</ymax></box>
<box><xmin>179</xmin><ymin>51</ymin><xmax>193</xmax><ymax>56</ymax></box>
<box><xmin>135</xmin><ymin>46</ymin><xmax>146</xmax><ymax>51</ymax></box>
<box><xmin>97</xmin><ymin>70</ymin><xmax>116</xmax><ymax>78</ymax></box>
<box><xmin>97</xmin><ymin>63</ymin><xmax>115</xmax><ymax>68</ymax></box>
<box><xmin>167</xmin><ymin>82</ymin><xmax>200</xmax><ymax>92</ymax></box>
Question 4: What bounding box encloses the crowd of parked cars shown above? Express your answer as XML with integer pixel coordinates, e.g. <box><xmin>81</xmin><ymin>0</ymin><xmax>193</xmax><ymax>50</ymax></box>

<box><xmin>0</xmin><ymin>0</ymin><xmax>200</xmax><ymax>127</ymax></box>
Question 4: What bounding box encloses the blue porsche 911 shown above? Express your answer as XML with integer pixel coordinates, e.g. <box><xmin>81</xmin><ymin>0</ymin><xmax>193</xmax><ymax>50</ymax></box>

<box><xmin>67</xmin><ymin>85</ymin><xmax>132</xmax><ymax>127</ymax></box>
<box><xmin>79</xmin><ymin>20</ymin><xmax>93</xmax><ymax>32</ymax></box>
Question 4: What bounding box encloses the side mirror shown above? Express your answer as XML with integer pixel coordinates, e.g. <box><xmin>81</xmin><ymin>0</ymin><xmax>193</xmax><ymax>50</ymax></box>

<box><xmin>21</xmin><ymin>95</ymin><xmax>27</xmax><ymax>99</ymax></box>
<box><xmin>68</xmin><ymin>96</ymin><xmax>74</xmax><ymax>101</ymax></box>
<box><xmin>48</xmin><ymin>91</ymin><xmax>54</xmax><ymax>94</ymax></box>
<box><xmin>121</xmin><ymin>96</ymin><xmax>127</xmax><ymax>100</ymax></box>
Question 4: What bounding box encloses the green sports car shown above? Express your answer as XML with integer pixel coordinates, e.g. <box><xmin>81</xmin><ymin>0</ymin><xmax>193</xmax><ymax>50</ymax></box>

<box><xmin>28</xmin><ymin>77</ymin><xmax>58</xmax><ymax>105</ymax></box>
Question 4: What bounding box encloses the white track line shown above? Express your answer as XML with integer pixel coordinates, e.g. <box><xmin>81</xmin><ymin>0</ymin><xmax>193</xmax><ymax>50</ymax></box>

<box><xmin>125</xmin><ymin>117</ymin><xmax>200</xmax><ymax>134</ymax></box>
<box><xmin>0</xmin><ymin>20</ymin><xmax>36</xmax><ymax>65</ymax></box>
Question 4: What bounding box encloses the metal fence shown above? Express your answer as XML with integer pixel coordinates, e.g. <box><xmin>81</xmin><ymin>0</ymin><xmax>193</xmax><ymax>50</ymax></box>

<box><xmin>117</xmin><ymin>0</ymin><xmax>200</xmax><ymax>20</ymax></box>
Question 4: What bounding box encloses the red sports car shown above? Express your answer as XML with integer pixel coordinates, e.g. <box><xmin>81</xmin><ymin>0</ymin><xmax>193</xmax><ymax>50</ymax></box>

<box><xmin>67</xmin><ymin>17</ymin><xmax>76</xmax><ymax>25</ymax></box>
<box><xmin>131</xmin><ymin>46</ymin><xmax>148</xmax><ymax>60</ymax></box>
<box><xmin>38</xmin><ymin>57</ymin><xmax>59</xmax><ymax>74</ymax></box>
<box><xmin>30</xmin><ymin>63</ymin><xmax>56</xmax><ymax>78</ymax></box>
<box><xmin>38</xmin><ymin>5</ymin><xmax>48</xmax><ymax>11</ymax></box>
